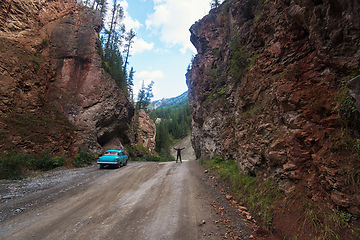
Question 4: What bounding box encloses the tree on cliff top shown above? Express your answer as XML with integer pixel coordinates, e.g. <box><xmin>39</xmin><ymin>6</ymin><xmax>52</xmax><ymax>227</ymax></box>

<box><xmin>104</xmin><ymin>0</ymin><xmax>125</xmax><ymax>62</ymax></box>
<box><xmin>79</xmin><ymin>0</ymin><xmax>107</xmax><ymax>19</ymax></box>
<box><xmin>123</xmin><ymin>29</ymin><xmax>136</xmax><ymax>74</ymax></box>
<box><xmin>137</xmin><ymin>81</ymin><xmax>154</xmax><ymax>111</ymax></box>
<box><xmin>210</xmin><ymin>0</ymin><xmax>222</xmax><ymax>9</ymax></box>
<box><xmin>79</xmin><ymin>0</ymin><xmax>135</xmax><ymax>99</ymax></box>
<box><xmin>127</xmin><ymin>67</ymin><xmax>135</xmax><ymax>102</ymax></box>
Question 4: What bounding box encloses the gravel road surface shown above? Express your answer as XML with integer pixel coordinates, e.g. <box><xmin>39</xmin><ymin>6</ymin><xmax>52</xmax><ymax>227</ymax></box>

<box><xmin>0</xmin><ymin>137</ymin><xmax>257</xmax><ymax>239</ymax></box>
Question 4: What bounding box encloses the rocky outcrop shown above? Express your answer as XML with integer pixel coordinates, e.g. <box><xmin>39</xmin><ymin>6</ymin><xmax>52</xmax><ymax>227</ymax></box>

<box><xmin>0</xmin><ymin>0</ymin><xmax>134</xmax><ymax>156</ymax></box>
<box><xmin>135</xmin><ymin>109</ymin><xmax>156</xmax><ymax>154</ymax></box>
<box><xmin>47</xmin><ymin>3</ymin><xmax>134</xmax><ymax>155</ymax></box>
<box><xmin>187</xmin><ymin>0</ymin><xmax>360</xmax><ymax>218</ymax></box>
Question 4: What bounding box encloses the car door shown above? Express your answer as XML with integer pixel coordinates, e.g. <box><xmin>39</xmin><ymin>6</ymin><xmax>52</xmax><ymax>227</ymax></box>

<box><xmin>120</xmin><ymin>152</ymin><xmax>124</xmax><ymax>164</ymax></box>
<box><xmin>116</xmin><ymin>152</ymin><xmax>120</xmax><ymax>165</ymax></box>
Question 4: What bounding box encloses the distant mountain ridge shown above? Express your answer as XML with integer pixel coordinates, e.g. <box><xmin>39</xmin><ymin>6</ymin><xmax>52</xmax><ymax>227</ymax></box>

<box><xmin>151</xmin><ymin>91</ymin><xmax>188</xmax><ymax>109</ymax></box>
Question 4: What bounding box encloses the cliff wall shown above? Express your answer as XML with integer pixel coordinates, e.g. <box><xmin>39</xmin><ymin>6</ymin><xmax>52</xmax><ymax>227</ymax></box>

<box><xmin>0</xmin><ymin>0</ymin><xmax>135</xmax><ymax>157</ymax></box>
<box><xmin>187</xmin><ymin>0</ymin><xmax>360</xmax><ymax>218</ymax></box>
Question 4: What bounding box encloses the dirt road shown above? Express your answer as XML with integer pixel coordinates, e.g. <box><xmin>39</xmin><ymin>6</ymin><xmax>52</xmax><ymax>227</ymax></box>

<box><xmin>0</xmin><ymin>138</ymin><xmax>256</xmax><ymax>239</ymax></box>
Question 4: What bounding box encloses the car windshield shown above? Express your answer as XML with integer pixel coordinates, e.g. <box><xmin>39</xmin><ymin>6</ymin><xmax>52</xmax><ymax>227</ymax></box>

<box><xmin>104</xmin><ymin>152</ymin><xmax>118</xmax><ymax>156</ymax></box>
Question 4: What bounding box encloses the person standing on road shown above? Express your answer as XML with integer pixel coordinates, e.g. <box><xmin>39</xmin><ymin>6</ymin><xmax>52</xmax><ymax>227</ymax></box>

<box><xmin>174</xmin><ymin>146</ymin><xmax>186</xmax><ymax>163</ymax></box>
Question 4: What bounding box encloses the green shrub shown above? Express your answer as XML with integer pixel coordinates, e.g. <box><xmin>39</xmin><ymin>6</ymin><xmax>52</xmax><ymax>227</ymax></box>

<box><xmin>30</xmin><ymin>55</ymin><xmax>41</xmax><ymax>67</ymax></box>
<box><xmin>142</xmin><ymin>153</ymin><xmax>175</xmax><ymax>162</ymax></box>
<box><xmin>35</xmin><ymin>150</ymin><xmax>55</xmax><ymax>171</ymax></box>
<box><xmin>73</xmin><ymin>150</ymin><xmax>96</xmax><ymax>168</ymax></box>
<box><xmin>135</xmin><ymin>143</ymin><xmax>149</xmax><ymax>156</ymax></box>
<box><xmin>53</xmin><ymin>155</ymin><xmax>66</xmax><ymax>167</ymax></box>
<box><xmin>25</xmin><ymin>150</ymin><xmax>65</xmax><ymax>171</ymax></box>
<box><xmin>354</xmin><ymin>228</ymin><xmax>360</xmax><ymax>238</ymax></box>
<box><xmin>159</xmin><ymin>148</ymin><xmax>175</xmax><ymax>161</ymax></box>
<box><xmin>125</xmin><ymin>144</ymin><xmax>135</xmax><ymax>158</ymax></box>
<box><xmin>330</xmin><ymin>208</ymin><xmax>357</xmax><ymax>229</ymax></box>
<box><xmin>144</xmin><ymin>155</ymin><xmax>161</xmax><ymax>162</ymax></box>
<box><xmin>213</xmin><ymin>155</ymin><xmax>223</xmax><ymax>164</ymax></box>
<box><xmin>40</xmin><ymin>38</ymin><xmax>49</xmax><ymax>48</ymax></box>
<box><xmin>207</xmin><ymin>87</ymin><xmax>227</xmax><ymax>100</ymax></box>
<box><xmin>0</xmin><ymin>152</ymin><xmax>27</xmax><ymax>179</ymax></box>
<box><xmin>337</xmin><ymin>90</ymin><xmax>360</xmax><ymax>129</ymax></box>
<box><xmin>228</xmin><ymin>37</ymin><xmax>249</xmax><ymax>82</ymax></box>
<box><xmin>242</xmin><ymin>104</ymin><xmax>264</xmax><ymax>119</ymax></box>
<box><xmin>0</xmin><ymin>151</ymin><xmax>67</xmax><ymax>179</ymax></box>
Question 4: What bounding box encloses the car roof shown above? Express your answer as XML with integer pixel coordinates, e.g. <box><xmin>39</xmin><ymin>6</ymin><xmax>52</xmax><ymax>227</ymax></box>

<box><xmin>105</xmin><ymin>150</ymin><xmax>123</xmax><ymax>153</ymax></box>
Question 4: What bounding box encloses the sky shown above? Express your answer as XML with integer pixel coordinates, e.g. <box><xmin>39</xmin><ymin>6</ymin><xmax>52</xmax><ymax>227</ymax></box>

<box><xmin>115</xmin><ymin>0</ymin><xmax>212</xmax><ymax>101</ymax></box>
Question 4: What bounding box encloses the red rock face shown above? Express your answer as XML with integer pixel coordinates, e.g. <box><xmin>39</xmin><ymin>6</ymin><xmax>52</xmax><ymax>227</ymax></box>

<box><xmin>136</xmin><ymin>109</ymin><xmax>156</xmax><ymax>154</ymax></box>
<box><xmin>0</xmin><ymin>0</ymin><xmax>134</xmax><ymax>156</ymax></box>
<box><xmin>47</xmin><ymin>6</ymin><xmax>134</xmax><ymax>155</ymax></box>
<box><xmin>187</xmin><ymin>0</ymin><xmax>360</xmax><ymax>216</ymax></box>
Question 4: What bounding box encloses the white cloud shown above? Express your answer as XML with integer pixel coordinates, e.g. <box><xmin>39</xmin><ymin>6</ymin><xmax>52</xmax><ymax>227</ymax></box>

<box><xmin>120</xmin><ymin>0</ymin><xmax>142</xmax><ymax>30</ymax></box>
<box><xmin>145</xmin><ymin>0</ymin><xmax>211</xmax><ymax>53</ymax></box>
<box><xmin>154</xmin><ymin>48</ymin><xmax>171</xmax><ymax>55</ymax></box>
<box><xmin>136</xmin><ymin>70</ymin><xmax>165</xmax><ymax>83</ymax></box>
<box><xmin>132</xmin><ymin>37</ymin><xmax>154</xmax><ymax>54</ymax></box>
<box><xmin>133</xmin><ymin>70</ymin><xmax>165</xmax><ymax>99</ymax></box>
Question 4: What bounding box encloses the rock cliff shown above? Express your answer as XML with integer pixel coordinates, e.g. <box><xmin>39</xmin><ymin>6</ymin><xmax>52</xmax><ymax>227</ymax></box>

<box><xmin>135</xmin><ymin>109</ymin><xmax>156</xmax><ymax>154</ymax></box>
<box><xmin>0</xmin><ymin>0</ymin><xmax>134</xmax><ymax>157</ymax></box>
<box><xmin>187</xmin><ymin>0</ymin><xmax>360</xmax><ymax>221</ymax></box>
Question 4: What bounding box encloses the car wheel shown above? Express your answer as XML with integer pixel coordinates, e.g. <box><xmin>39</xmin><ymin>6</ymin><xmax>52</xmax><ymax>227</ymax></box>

<box><xmin>124</xmin><ymin>160</ymin><xmax>128</xmax><ymax>166</ymax></box>
<box><xmin>99</xmin><ymin>164</ymin><xmax>104</xmax><ymax>169</ymax></box>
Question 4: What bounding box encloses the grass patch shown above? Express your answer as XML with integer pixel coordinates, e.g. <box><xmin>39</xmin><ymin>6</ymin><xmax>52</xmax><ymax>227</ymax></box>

<box><xmin>329</xmin><ymin>208</ymin><xmax>357</xmax><ymax>229</ymax></box>
<box><xmin>228</xmin><ymin>37</ymin><xmax>249</xmax><ymax>83</ymax></box>
<box><xmin>338</xmin><ymin>128</ymin><xmax>360</xmax><ymax>154</ymax></box>
<box><xmin>202</xmin><ymin>156</ymin><xmax>283</xmax><ymax>229</ymax></box>
<box><xmin>254</xmin><ymin>9</ymin><xmax>264</xmax><ymax>23</ymax></box>
<box><xmin>207</xmin><ymin>87</ymin><xmax>227</xmax><ymax>100</ymax></box>
<box><xmin>302</xmin><ymin>200</ymin><xmax>339</xmax><ymax>239</ymax></box>
<box><xmin>354</xmin><ymin>228</ymin><xmax>360</xmax><ymax>238</ymax></box>
<box><xmin>336</xmin><ymin>89</ymin><xmax>360</xmax><ymax>130</ymax></box>
<box><xmin>343</xmin><ymin>167</ymin><xmax>360</xmax><ymax>194</ymax></box>
<box><xmin>242</xmin><ymin>103</ymin><xmax>264</xmax><ymax>119</ymax></box>
<box><xmin>301</xmin><ymin>197</ymin><xmax>360</xmax><ymax>239</ymax></box>
<box><xmin>348</xmin><ymin>68</ymin><xmax>360</xmax><ymax>79</ymax></box>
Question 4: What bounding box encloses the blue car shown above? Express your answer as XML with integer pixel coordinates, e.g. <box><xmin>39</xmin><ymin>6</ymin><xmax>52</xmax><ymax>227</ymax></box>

<box><xmin>97</xmin><ymin>150</ymin><xmax>128</xmax><ymax>169</ymax></box>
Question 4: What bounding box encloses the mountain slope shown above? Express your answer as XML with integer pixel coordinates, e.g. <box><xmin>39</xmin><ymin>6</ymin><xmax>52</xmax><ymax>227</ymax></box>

<box><xmin>151</xmin><ymin>91</ymin><xmax>188</xmax><ymax>109</ymax></box>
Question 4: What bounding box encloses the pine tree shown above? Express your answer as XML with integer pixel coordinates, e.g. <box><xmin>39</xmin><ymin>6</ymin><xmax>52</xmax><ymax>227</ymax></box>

<box><xmin>127</xmin><ymin>67</ymin><xmax>135</xmax><ymax>102</ymax></box>
<box><xmin>123</xmin><ymin>29</ymin><xmax>136</xmax><ymax>74</ymax></box>
<box><xmin>210</xmin><ymin>0</ymin><xmax>221</xmax><ymax>9</ymax></box>
<box><xmin>155</xmin><ymin>121</ymin><xmax>171</xmax><ymax>159</ymax></box>
<box><xmin>137</xmin><ymin>81</ymin><xmax>146</xmax><ymax>110</ymax></box>
<box><xmin>104</xmin><ymin>0</ymin><xmax>124</xmax><ymax>62</ymax></box>
<box><xmin>137</xmin><ymin>81</ymin><xmax>154</xmax><ymax>111</ymax></box>
<box><xmin>78</xmin><ymin>0</ymin><xmax>133</xmax><ymax>97</ymax></box>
